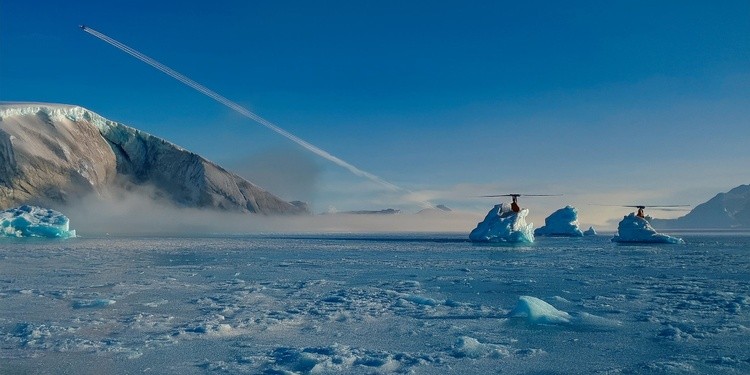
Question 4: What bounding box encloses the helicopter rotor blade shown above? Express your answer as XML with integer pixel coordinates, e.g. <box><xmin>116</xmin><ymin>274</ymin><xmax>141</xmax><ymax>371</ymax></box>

<box><xmin>479</xmin><ymin>194</ymin><xmax>562</xmax><ymax>198</ymax></box>
<box><xmin>590</xmin><ymin>204</ymin><xmax>692</xmax><ymax>213</ymax></box>
<box><xmin>590</xmin><ymin>204</ymin><xmax>691</xmax><ymax>208</ymax></box>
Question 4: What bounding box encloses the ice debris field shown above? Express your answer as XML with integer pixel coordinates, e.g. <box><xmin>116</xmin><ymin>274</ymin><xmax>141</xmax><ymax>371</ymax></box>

<box><xmin>1</xmin><ymin>233</ymin><xmax>749</xmax><ymax>374</ymax></box>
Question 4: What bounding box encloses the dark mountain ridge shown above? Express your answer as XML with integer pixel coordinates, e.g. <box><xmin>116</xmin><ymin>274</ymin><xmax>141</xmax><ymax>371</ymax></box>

<box><xmin>0</xmin><ymin>103</ymin><xmax>307</xmax><ymax>215</ymax></box>
<box><xmin>652</xmin><ymin>184</ymin><xmax>750</xmax><ymax>229</ymax></box>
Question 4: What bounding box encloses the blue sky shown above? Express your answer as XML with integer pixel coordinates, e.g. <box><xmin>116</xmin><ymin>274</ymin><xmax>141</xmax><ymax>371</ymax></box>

<box><xmin>1</xmin><ymin>1</ymin><xmax>749</xmax><ymax>226</ymax></box>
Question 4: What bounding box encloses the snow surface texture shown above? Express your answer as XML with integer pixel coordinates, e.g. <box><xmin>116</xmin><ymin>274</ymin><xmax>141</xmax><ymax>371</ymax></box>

<box><xmin>612</xmin><ymin>213</ymin><xmax>684</xmax><ymax>244</ymax></box>
<box><xmin>0</xmin><ymin>205</ymin><xmax>75</xmax><ymax>238</ymax></box>
<box><xmin>0</xmin><ymin>103</ymin><xmax>305</xmax><ymax>215</ymax></box>
<box><xmin>1</xmin><ymin>234</ymin><xmax>748</xmax><ymax>374</ymax></box>
<box><xmin>533</xmin><ymin>205</ymin><xmax>584</xmax><ymax>237</ymax></box>
<box><xmin>469</xmin><ymin>204</ymin><xmax>534</xmax><ymax>243</ymax></box>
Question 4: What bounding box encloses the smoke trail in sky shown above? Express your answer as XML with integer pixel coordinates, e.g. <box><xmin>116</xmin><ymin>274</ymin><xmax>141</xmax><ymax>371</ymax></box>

<box><xmin>80</xmin><ymin>26</ymin><xmax>421</xmax><ymax>200</ymax></box>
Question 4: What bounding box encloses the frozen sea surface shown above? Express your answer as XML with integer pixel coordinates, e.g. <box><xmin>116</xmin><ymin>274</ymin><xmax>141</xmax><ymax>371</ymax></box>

<box><xmin>1</xmin><ymin>233</ymin><xmax>749</xmax><ymax>374</ymax></box>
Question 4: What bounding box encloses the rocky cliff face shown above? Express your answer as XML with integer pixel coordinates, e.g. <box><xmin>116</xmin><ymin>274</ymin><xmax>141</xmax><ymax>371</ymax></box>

<box><xmin>652</xmin><ymin>184</ymin><xmax>750</xmax><ymax>229</ymax></box>
<box><xmin>0</xmin><ymin>103</ymin><xmax>307</xmax><ymax>215</ymax></box>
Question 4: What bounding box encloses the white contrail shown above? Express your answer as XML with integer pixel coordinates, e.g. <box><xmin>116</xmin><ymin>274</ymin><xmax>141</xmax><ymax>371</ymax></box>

<box><xmin>81</xmin><ymin>25</ymin><xmax>412</xmax><ymax>196</ymax></box>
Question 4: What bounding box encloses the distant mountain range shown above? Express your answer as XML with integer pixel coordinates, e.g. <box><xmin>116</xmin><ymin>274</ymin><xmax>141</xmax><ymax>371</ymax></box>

<box><xmin>0</xmin><ymin>103</ymin><xmax>307</xmax><ymax>215</ymax></box>
<box><xmin>652</xmin><ymin>184</ymin><xmax>750</xmax><ymax>229</ymax></box>
<box><xmin>339</xmin><ymin>209</ymin><xmax>401</xmax><ymax>215</ymax></box>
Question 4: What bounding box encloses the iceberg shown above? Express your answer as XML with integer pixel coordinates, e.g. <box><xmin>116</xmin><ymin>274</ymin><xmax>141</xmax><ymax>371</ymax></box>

<box><xmin>0</xmin><ymin>205</ymin><xmax>76</xmax><ymax>238</ymax></box>
<box><xmin>534</xmin><ymin>205</ymin><xmax>584</xmax><ymax>237</ymax></box>
<box><xmin>583</xmin><ymin>226</ymin><xmax>597</xmax><ymax>236</ymax></box>
<box><xmin>509</xmin><ymin>296</ymin><xmax>571</xmax><ymax>324</ymax></box>
<box><xmin>469</xmin><ymin>204</ymin><xmax>534</xmax><ymax>243</ymax></box>
<box><xmin>611</xmin><ymin>213</ymin><xmax>683</xmax><ymax>244</ymax></box>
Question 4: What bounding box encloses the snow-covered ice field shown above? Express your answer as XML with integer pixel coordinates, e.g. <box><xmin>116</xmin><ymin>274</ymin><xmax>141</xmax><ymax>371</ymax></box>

<box><xmin>1</xmin><ymin>233</ymin><xmax>749</xmax><ymax>374</ymax></box>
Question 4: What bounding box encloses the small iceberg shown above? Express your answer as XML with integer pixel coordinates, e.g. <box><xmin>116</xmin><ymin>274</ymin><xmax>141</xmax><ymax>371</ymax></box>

<box><xmin>509</xmin><ymin>296</ymin><xmax>571</xmax><ymax>324</ymax></box>
<box><xmin>0</xmin><ymin>205</ymin><xmax>76</xmax><ymax>238</ymax></box>
<box><xmin>611</xmin><ymin>213</ymin><xmax>683</xmax><ymax>244</ymax></box>
<box><xmin>534</xmin><ymin>205</ymin><xmax>584</xmax><ymax>237</ymax></box>
<box><xmin>583</xmin><ymin>226</ymin><xmax>597</xmax><ymax>236</ymax></box>
<box><xmin>509</xmin><ymin>296</ymin><xmax>622</xmax><ymax>329</ymax></box>
<box><xmin>469</xmin><ymin>204</ymin><xmax>534</xmax><ymax>243</ymax></box>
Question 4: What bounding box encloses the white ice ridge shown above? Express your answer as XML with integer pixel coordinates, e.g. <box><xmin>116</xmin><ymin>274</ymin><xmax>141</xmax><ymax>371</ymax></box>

<box><xmin>469</xmin><ymin>204</ymin><xmax>534</xmax><ymax>243</ymax></box>
<box><xmin>0</xmin><ymin>205</ymin><xmax>76</xmax><ymax>238</ymax></box>
<box><xmin>0</xmin><ymin>103</ymin><xmax>187</xmax><ymax>152</ymax></box>
<box><xmin>611</xmin><ymin>213</ymin><xmax>684</xmax><ymax>244</ymax></box>
<box><xmin>0</xmin><ymin>103</ymin><xmax>107</xmax><ymax>129</ymax></box>
<box><xmin>534</xmin><ymin>205</ymin><xmax>585</xmax><ymax>237</ymax></box>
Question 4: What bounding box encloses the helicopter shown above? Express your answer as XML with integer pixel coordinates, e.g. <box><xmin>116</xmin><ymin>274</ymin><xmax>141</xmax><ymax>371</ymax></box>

<box><xmin>596</xmin><ymin>204</ymin><xmax>691</xmax><ymax>219</ymax></box>
<box><xmin>471</xmin><ymin>193</ymin><xmax>561</xmax><ymax>243</ymax></box>
<box><xmin>480</xmin><ymin>194</ymin><xmax>561</xmax><ymax>213</ymax></box>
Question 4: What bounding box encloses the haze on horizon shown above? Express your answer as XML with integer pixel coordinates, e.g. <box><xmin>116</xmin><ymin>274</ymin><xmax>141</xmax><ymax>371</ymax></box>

<box><xmin>1</xmin><ymin>1</ymin><xmax>749</xmax><ymax>229</ymax></box>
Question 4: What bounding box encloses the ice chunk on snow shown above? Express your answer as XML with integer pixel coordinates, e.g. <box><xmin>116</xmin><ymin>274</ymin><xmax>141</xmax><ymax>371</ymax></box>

<box><xmin>611</xmin><ymin>213</ymin><xmax>683</xmax><ymax>244</ymax></box>
<box><xmin>72</xmin><ymin>299</ymin><xmax>116</xmax><ymax>309</ymax></box>
<box><xmin>509</xmin><ymin>296</ymin><xmax>571</xmax><ymax>324</ymax></box>
<box><xmin>451</xmin><ymin>336</ymin><xmax>510</xmax><ymax>358</ymax></box>
<box><xmin>0</xmin><ymin>205</ymin><xmax>76</xmax><ymax>238</ymax></box>
<box><xmin>534</xmin><ymin>205</ymin><xmax>584</xmax><ymax>237</ymax></box>
<box><xmin>469</xmin><ymin>204</ymin><xmax>534</xmax><ymax>243</ymax></box>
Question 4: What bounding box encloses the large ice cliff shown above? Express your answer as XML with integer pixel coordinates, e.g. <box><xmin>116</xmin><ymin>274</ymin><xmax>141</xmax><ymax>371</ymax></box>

<box><xmin>0</xmin><ymin>103</ymin><xmax>306</xmax><ymax>215</ymax></box>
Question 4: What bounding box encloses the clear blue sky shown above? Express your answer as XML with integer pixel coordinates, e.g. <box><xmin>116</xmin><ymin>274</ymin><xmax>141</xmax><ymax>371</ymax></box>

<box><xmin>1</xmin><ymin>1</ymin><xmax>749</xmax><ymax>226</ymax></box>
